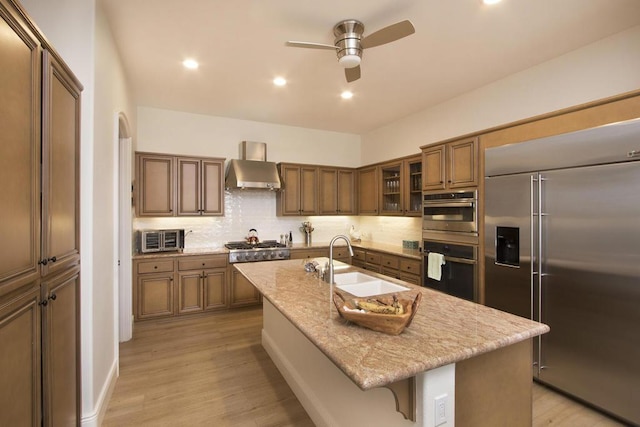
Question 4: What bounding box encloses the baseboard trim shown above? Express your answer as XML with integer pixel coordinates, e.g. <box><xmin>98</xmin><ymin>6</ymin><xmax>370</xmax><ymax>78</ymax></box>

<box><xmin>81</xmin><ymin>358</ymin><xmax>119</xmax><ymax>427</ymax></box>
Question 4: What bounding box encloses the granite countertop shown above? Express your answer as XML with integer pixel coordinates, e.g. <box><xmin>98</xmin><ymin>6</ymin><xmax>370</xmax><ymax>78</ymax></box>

<box><xmin>234</xmin><ymin>259</ymin><xmax>549</xmax><ymax>390</ymax></box>
<box><xmin>132</xmin><ymin>240</ymin><xmax>422</xmax><ymax>260</ymax></box>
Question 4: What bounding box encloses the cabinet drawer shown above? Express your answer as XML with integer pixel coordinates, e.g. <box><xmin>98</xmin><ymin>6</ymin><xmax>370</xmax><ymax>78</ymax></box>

<box><xmin>332</xmin><ymin>247</ymin><xmax>352</xmax><ymax>259</ymax></box>
<box><xmin>365</xmin><ymin>252</ymin><xmax>381</xmax><ymax>265</ymax></box>
<box><xmin>400</xmin><ymin>272</ymin><xmax>421</xmax><ymax>286</ymax></box>
<box><xmin>137</xmin><ymin>259</ymin><xmax>174</xmax><ymax>274</ymax></box>
<box><xmin>290</xmin><ymin>249</ymin><xmax>327</xmax><ymax>260</ymax></box>
<box><xmin>178</xmin><ymin>255</ymin><xmax>226</xmax><ymax>271</ymax></box>
<box><xmin>399</xmin><ymin>259</ymin><xmax>421</xmax><ymax>275</ymax></box>
<box><xmin>381</xmin><ymin>255</ymin><xmax>399</xmax><ymax>270</ymax></box>
<box><xmin>352</xmin><ymin>249</ymin><xmax>366</xmax><ymax>261</ymax></box>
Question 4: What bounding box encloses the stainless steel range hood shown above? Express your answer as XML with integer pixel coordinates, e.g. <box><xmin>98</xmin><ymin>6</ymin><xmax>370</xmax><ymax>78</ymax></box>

<box><xmin>225</xmin><ymin>141</ymin><xmax>281</xmax><ymax>190</ymax></box>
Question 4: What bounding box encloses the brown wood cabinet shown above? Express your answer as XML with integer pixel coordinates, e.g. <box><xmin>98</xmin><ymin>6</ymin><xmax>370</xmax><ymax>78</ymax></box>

<box><xmin>276</xmin><ymin>163</ymin><xmax>318</xmax><ymax>216</ymax></box>
<box><xmin>177</xmin><ymin>255</ymin><xmax>227</xmax><ymax>313</ymax></box>
<box><xmin>134</xmin><ymin>254</ymin><xmax>229</xmax><ymax>319</ymax></box>
<box><xmin>135</xmin><ymin>258</ymin><xmax>175</xmax><ymax>320</ymax></box>
<box><xmin>422</xmin><ymin>138</ymin><xmax>478</xmax><ymax>191</ymax></box>
<box><xmin>136</xmin><ymin>153</ymin><xmax>175</xmax><ymax>216</ymax></box>
<box><xmin>177</xmin><ymin>157</ymin><xmax>225</xmax><ymax>216</ymax></box>
<box><xmin>136</xmin><ymin>153</ymin><xmax>226</xmax><ymax>217</ymax></box>
<box><xmin>361</xmin><ymin>154</ymin><xmax>422</xmax><ymax>217</ymax></box>
<box><xmin>357</xmin><ymin>166</ymin><xmax>378</xmax><ymax>215</ymax></box>
<box><xmin>0</xmin><ymin>1</ymin><xmax>82</xmax><ymax>424</ymax></box>
<box><xmin>403</xmin><ymin>156</ymin><xmax>423</xmax><ymax>216</ymax></box>
<box><xmin>318</xmin><ymin>167</ymin><xmax>356</xmax><ymax>215</ymax></box>
<box><xmin>230</xmin><ymin>267</ymin><xmax>261</xmax><ymax>307</ymax></box>
<box><xmin>351</xmin><ymin>248</ymin><xmax>422</xmax><ymax>285</ymax></box>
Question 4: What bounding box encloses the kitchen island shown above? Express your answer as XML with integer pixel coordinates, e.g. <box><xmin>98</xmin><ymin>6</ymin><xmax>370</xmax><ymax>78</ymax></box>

<box><xmin>234</xmin><ymin>259</ymin><xmax>549</xmax><ymax>427</ymax></box>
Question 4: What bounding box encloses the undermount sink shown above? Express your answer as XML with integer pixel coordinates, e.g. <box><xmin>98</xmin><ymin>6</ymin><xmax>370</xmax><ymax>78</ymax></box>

<box><xmin>334</xmin><ymin>272</ymin><xmax>410</xmax><ymax>297</ymax></box>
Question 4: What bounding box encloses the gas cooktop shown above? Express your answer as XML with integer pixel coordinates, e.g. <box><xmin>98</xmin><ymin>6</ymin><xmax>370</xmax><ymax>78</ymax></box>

<box><xmin>225</xmin><ymin>240</ymin><xmax>287</xmax><ymax>250</ymax></box>
<box><xmin>225</xmin><ymin>240</ymin><xmax>290</xmax><ymax>263</ymax></box>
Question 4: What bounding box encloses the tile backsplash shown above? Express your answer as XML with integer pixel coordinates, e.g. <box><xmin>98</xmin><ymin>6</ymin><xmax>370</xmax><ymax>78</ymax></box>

<box><xmin>133</xmin><ymin>191</ymin><xmax>422</xmax><ymax>249</ymax></box>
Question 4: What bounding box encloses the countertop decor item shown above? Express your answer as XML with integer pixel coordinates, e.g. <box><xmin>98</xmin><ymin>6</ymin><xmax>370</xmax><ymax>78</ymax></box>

<box><xmin>300</xmin><ymin>221</ymin><xmax>314</xmax><ymax>245</ymax></box>
<box><xmin>333</xmin><ymin>291</ymin><xmax>422</xmax><ymax>335</ymax></box>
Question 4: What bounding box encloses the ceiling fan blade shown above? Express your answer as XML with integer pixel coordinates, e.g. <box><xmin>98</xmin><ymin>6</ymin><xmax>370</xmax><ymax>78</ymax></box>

<box><xmin>286</xmin><ymin>41</ymin><xmax>338</xmax><ymax>50</ymax></box>
<box><xmin>345</xmin><ymin>65</ymin><xmax>361</xmax><ymax>83</ymax></box>
<box><xmin>360</xmin><ymin>20</ymin><xmax>415</xmax><ymax>49</ymax></box>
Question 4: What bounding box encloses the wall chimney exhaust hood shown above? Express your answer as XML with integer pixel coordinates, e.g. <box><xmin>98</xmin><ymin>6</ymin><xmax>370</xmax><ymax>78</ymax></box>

<box><xmin>225</xmin><ymin>141</ymin><xmax>282</xmax><ymax>190</ymax></box>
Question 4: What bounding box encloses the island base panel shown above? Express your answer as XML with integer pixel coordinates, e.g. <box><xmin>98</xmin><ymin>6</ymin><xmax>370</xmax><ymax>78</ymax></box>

<box><xmin>262</xmin><ymin>299</ymin><xmax>459</xmax><ymax>427</ymax></box>
<box><xmin>455</xmin><ymin>339</ymin><xmax>533</xmax><ymax>427</ymax></box>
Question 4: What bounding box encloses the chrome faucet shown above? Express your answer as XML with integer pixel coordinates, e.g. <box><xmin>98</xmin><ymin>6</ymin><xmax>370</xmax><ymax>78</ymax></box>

<box><xmin>327</xmin><ymin>235</ymin><xmax>354</xmax><ymax>284</ymax></box>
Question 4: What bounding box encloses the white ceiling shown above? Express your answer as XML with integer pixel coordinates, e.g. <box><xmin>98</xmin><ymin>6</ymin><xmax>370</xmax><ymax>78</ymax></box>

<box><xmin>100</xmin><ymin>0</ymin><xmax>640</xmax><ymax>135</ymax></box>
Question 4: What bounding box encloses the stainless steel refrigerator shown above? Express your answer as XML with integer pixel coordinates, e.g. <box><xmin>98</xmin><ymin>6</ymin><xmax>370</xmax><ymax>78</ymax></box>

<box><xmin>484</xmin><ymin>119</ymin><xmax>640</xmax><ymax>425</ymax></box>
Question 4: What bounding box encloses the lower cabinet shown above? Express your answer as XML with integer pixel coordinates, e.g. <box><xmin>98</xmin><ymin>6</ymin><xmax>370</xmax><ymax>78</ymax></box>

<box><xmin>0</xmin><ymin>286</ymin><xmax>41</xmax><ymax>427</ymax></box>
<box><xmin>290</xmin><ymin>247</ymin><xmax>352</xmax><ymax>264</ymax></box>
<box><xmin>134</xmin><ymin>254</ymin><xmax>229</xmax><ymax>321</ymax></box>
<box><xmin>41</xmin><ymin>268</ymin><xmax>81</xmax><ymax>426</ymax></box>
<box><xmin>230</xmin><ymin>268</ymin><xmax>261</xmax><ymax>308</ymax></box>
<box><xmin>177</xmin><ymin>255</ymin><xmax>228</xmax><ymax>314</ymax></box>
<box><xmin>0</xmin><ymin>267</ymin><xmax>81</xmax><ymax>427</ymax></box>
<box><xmin>352</xmin><ymin>248</ymin><xmax>422</xmax><ymax>285</ymax></box>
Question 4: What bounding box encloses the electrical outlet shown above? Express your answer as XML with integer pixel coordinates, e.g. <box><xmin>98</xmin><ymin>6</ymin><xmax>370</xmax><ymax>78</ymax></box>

<box><xmin>434</xmin><ymin>394</ymin><xmax>447</xmax><ymax>426</ymax></box>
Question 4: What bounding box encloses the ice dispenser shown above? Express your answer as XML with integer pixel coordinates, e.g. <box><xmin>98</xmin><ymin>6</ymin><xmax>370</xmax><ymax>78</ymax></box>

<box><xmin>496</xmin><ymin>226</ymin><xmax>519</xmax><ymax>267</ymax></box>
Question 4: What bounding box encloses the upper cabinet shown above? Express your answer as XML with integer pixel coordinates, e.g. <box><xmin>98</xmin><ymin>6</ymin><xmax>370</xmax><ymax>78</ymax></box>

<box><xmin>357</xmin><ymin>166</ymin><xmax>378</xmax><ymax>215</ymax></box>
<box><xmin>276</xmin><ymin>163</ymin><xmax>318</xmax><ymax>216</ymax></box>
<box><xmin>360</xmin><ymin>154</ymin><xmax>422</xmax><ymax>217</ymax></box>
<box><xmin>422</xmin><ymin>138</ymin><xmax>478</xmax><ymax>191</ymax></box>
<box><xmin>135</xmin><ymin>152</ymin><xmax>225</xmax><ymax>217</ymax></box>
<box><xmin>403</xmin><ymin>155</ymin><xmax>422</xmax><ymax>216</ymax></box>
<box><xmin>177</xmin><ymin>157</ymin><xmax>225</xmax><ymax>216</ymax></box>
<box><xmin>318</xmin><ymin>167</ymin><xmax>355</xmax><ymax>215</ymax></box>
<box><xmin>136</xmin><ymin>153</ymin><xmax>174</xmax><ymax>216</ymax></box>
<box><xmin>379</xmin><ymin>161</ymin><xmax>403</xmax><ymax>216</ymax></box>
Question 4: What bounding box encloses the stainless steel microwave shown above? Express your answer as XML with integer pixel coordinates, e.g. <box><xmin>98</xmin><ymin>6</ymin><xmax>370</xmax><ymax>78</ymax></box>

<box><xmin>422</xmin><ymin>190</ymin><xmax>478</xmax><ymax>234</ymax></box>
<box><xmin>137</xmin><ymin>229</ymin><xmax>185</xmax><ymax>253</ymax></box>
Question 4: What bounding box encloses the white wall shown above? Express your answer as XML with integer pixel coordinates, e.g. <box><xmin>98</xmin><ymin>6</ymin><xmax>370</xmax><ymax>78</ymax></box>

<box><xmin>136</xmin><ymin>106</ymin><xmax>361</xmax><ymax>166</ymax></box>
<box><xmin>92</xmin><ymin>2</ymin><xmax>135</xmax><ymax>423</ymax></box>
<box><xmin>361</xmin><ymin>25</ymin><xmax>640</xmax><ymax>164</ymax></box>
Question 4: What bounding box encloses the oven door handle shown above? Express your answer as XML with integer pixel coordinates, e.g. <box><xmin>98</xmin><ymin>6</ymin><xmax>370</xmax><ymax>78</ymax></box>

<box><xmin>441</xmin><ymin>255</ymin><xmax>477</xmax><ymax>265</ymax></box>
<box><xmin>423</xmin><ymin>201</ymin><xmax>475</xmax><ymax>208</ymax></box>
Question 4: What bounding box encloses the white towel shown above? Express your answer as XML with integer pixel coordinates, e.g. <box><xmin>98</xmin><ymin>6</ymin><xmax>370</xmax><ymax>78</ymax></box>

<box><xmin>427</xmin><ymin>252</ymin><xmax>446</xmax><ymax>281</ymax></box>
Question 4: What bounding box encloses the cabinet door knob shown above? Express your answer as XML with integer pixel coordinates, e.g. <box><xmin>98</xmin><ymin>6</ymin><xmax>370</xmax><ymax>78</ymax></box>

<box><xmin>49</xmin><ymin>293</ymin><xmax>57</xmax><ymax>301</ymax></box>
<box><xmin>39</xmin><ymin>299</ymin><xmax>48</xmax><ymax>307</ymax></box>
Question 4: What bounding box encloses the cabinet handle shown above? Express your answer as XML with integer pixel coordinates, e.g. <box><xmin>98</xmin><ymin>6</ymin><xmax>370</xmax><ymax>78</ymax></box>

<box><xmin>39</xmin><ymin>299</ymin><xmax>48</xmax><ymax>306</ymax></box>
<box><xmin>50</xmin><ymin>256</ymin><xmax>57</xmax><ymax>263</ymax></box>
<box><xmin>154</xmin><ymin>265</ymin><xmax>158</xmax><ymax>269</ymax></box>
<box><xmin>38</xmin><ymin>259</ymin><xmax>48</xmax><ymax>266</ymax></box>
<box><xmin>49</xmin><ymin>293</ymin><xmax>57</xmax><ymax>301</ymax></box>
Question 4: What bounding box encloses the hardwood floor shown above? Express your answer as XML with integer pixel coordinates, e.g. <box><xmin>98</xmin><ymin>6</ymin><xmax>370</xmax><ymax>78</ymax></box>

<box><xmin>103</xmin><ymin>307</ymin><xmax>314</xmax><ymax>426</ymax></box>
<box><xmin>532</xmin><ymin>383</ymin><xmax>626</xmax><ymax>427</ymax></box>
<box><xmin>103</xmin><ymin>307</ymin><xmax>627</xmax><ymax>427</ymax></box>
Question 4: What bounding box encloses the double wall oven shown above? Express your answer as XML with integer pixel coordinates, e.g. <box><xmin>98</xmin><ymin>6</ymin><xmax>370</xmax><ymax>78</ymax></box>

<box><xmin>422</xmin><ymin>190</ymin><xmax>478</xmax><ymax>302</ymax></box>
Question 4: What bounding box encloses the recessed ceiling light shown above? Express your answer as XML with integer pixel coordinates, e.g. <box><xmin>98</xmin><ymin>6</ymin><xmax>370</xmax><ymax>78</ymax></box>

<box><xmin>341</xmin><ymin>91</ymin><xmax>353</xmax><ymax>100</ymax></box>
<box><xmin>182</xmin><ymin>59</ymin><xmax>199</xmax><ymax>69</ymax></box>
<box><xmin>273</xmin><ymin>77</ymin><xmax>287</xmax><ymax>86</ymax></box>
<box><xmin>483</xmin><ymin>0</ymin><xmax>502</xmax><ymax>4</ymax></box>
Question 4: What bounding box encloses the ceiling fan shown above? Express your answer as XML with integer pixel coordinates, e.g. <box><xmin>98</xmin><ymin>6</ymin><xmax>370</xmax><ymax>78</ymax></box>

<box><xmin>286</xmin><ymin>19</ymin><xmax>415</xmax><ymax>83</ymax></box>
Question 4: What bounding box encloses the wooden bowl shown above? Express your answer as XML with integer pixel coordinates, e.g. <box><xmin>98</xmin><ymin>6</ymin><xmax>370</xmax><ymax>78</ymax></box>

<box><xmin>333</xmin><ymin>291</ymin><xmax>422</xmax><ymax>335</ymax></box>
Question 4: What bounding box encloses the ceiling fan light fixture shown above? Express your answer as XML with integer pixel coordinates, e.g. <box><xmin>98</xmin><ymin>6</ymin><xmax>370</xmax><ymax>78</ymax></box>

<box><xmin>339</xmin><ymin>54</ymin><xmax>361</xmax><ymax>69</ymax></box>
